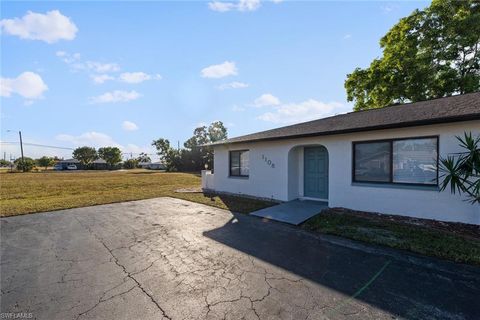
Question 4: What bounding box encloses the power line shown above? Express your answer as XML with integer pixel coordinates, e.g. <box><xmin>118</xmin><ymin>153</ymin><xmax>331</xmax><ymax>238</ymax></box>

<box><xmin>1</xmin><ymin>142</ymin><xmax>157</xmax><ymax>155</ymax></box>
<box><xmin>0</xmin><ymin>141</ymin><xmax>75</xmax><ymax>150</ymax></box>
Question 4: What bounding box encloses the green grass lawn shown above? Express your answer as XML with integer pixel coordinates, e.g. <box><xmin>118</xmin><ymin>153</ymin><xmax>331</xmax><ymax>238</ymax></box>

<box><xmin>302</xmin><ymin>208</ymin><xmax>480</xmax><ymax>265</ymax></box>
<box><xmin>2</xmin><ymin>169</ymin><xmax>478</xmax><ymax>265</ymax></box>
<box><xmin>0</xmin><ymin>170</ymin><xmax>274</xmax><ymax>217</ymax></box>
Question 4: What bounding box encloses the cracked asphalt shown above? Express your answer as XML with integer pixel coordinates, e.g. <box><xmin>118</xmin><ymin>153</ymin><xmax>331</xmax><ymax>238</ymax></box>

<box><xmin>1</xmin><ymin>197</ymin><xmax>479</xmax><ymax>320</ymax></box>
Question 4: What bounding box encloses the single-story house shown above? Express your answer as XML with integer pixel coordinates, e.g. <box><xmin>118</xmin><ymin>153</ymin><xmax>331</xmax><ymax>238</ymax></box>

<box><xmin>139</xmin><ymin>161</ymin><xmax>166</xmax><ymax>170</ymax></box>
<box><xmin>91</xmin><ymin>158</ymin><xmax>109</xmax><ymax>170</ymax></box>
<box><xmin>56</xmin><ymin>158</ymin><xmax>110</xmax><ymax>170</ymax></box>
<box><xmin>56</xmin><ymin>158</ymin><xmax>81</xmax><ymax>169</ymax></box>
<box><xmin>202</xmin><ymin>92</ymin><xmax>480</xmax><ymax>225</ymax></box>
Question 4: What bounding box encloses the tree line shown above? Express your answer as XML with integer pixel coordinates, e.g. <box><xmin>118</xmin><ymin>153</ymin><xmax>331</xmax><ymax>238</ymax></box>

<box><xmin>3</xmin><ymin>121</ymin><xmax>227</xmax><ymax>172</ymax></box>
<box><xmin>152</xmin><ymin>121</ymin><xmax>227</xmax><ymax>172</ymax></box>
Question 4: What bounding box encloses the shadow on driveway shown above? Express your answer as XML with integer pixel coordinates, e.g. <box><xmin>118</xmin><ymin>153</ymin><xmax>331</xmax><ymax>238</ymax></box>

<box><xmin>203</xmin><ymin>212</ymin><xmax>480</xmax><ymax>319</ymax></box>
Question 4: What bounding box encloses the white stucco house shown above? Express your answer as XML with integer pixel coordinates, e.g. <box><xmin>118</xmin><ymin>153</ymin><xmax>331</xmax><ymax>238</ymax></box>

<box><xmin>202</xmin><ymin>92</ymin><xmax>480</xmax><ymax>225</ymax></box>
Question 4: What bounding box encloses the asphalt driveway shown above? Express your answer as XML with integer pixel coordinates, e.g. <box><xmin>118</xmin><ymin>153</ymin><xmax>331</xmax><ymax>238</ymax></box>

<box><xmin>1</xmin><ymin>197</ymin><xmax>479</xmax><ymax>320</ymax></box>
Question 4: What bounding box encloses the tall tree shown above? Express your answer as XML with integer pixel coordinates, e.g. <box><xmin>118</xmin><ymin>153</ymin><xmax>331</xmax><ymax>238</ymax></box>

<box><xmin>136</xmin><ymin>152</ymin><xmax>151</xmax><ymax>163</ymax></box>
<box><xmin>98</xmin><ymin>147</ymin><xmax>122</xmax><ymax>169</ymax></box>
<box><xmin>36</xmin><ymin>156</ymin><xmax>54</xmax><ymax>170</ymax></box>
<box><xmin>14</xmin><ymin>157</ymin><xmax>35</xmax><ymax>172</ymax></box>
<box><xmin>0</xmin><ymin>159</ymin><xmax>11</xmax><ymax>167</ymax></box>
<box><xmin>123</xmin><ymin>158</ymin><xmax>138</xmax><ymax>169</ymax></box>
<box><xmin>153</xmin><ymin>121</ymin><xmax>228</xmax><ymax>172</ymax></box>
<box><xmin>205</xmin><ymin>121</ymin><xmax>227</xmax><ymax>168</ymax></box>
<box><xmin>184</xmin><ymin>126</ymin><xmax>209</xmax><ymax>149</ymax></box>
<box><xmin>345</xmin><ymin>0</ymin><xmax>480</xmax><ymax>110</ymax></box>
<box><xmin>208</xmin><ymin>121</ymin><xmax>227</xmax><ymax>143</ymax></box>
<box><xmin>183</xmin><ymin>121</ymin><xmax>228</xmax><ymax>170</ymax></box>
<box><xmin>152</xmin><ymin>138</ymin><xmax>181</xmax><ymax>171</ymax></box>
<box><xmin>73</xmin><ymin>146</ymin><xmax>98</xmax><ymax>168</ymax></box>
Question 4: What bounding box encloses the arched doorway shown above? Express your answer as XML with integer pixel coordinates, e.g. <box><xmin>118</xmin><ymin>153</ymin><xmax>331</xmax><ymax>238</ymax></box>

<box><xmin>287</xmin><ymin>144</ymin><xmax>329</xmax><ymax>201</ymax></box>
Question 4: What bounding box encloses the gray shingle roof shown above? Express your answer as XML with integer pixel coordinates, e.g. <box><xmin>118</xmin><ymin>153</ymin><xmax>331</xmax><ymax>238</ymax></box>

<box><xmin>212</xmin><ymin>92</ymin><xmax>480</xmax><ymax>145</ymax></box>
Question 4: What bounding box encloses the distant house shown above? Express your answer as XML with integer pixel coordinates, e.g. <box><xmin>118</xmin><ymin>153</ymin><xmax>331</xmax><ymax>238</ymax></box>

<box><xmin>56</xmin><ymin>159</ymin><xmax>81</xmax><ymax>169</ymax></box>
<box><xmin>149</xmin><ymin>162</ymin><xmax>166</xmax><ymax>170</ymax></box>
<box><xmin>138</xmin><ymin>161</ymin><xmax>151</xmax><ymax>169</ymax></box>
<box><xmin>91</xmin><ymin>158</ymin><xmax>108</xmax><ymax>170</ymax></box>
<box><xmin>56</xmin><ymin>158</ymin><xmax>111</xmax><ymax>170</ymax></box>
<box><xmin>203</xmin><ymin>92</ymin><xmax>480</xmax><ymax>225</ymax></box>
<box><xmin>139</xmin><ymin>161</ymin><xmax>166</xmax><ymax>170</ymax></box>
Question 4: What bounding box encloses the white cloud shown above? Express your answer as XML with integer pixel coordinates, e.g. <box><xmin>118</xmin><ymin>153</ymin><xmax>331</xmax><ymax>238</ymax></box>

<box><xmin>84</xmin><ymin>61</ymin><xmax>120</xmax><ymax>73</ymax></box>
<box><xmin>201</xmin><ymin>61</ymin><xmax>238</xmax><ymax>78</ymax></box>
<box><xmin>208</xmin><ymin>1</ymin><xmax>236</xmax><ymax>12</ymax></box>
<box><xmin>217</xmin><ymin>81</ymin><xmax>249</xmax><ymax>90</ymax></box>
<box><xmin>1</xmin><ymin>72</ymin><xmax>48</xmax><ymax>99</ymax></box>
<box><xmin>238</xmin><ymin>0</ymin><xmax>261</xmax><ymax>11</ymax></box>
<box><xmin>232</xmin><ymin>105</ymin><xmax>246</xmax><ymax>112</ymax></box>
<box><xmin>56</xmin><ymin>51</ymin><xmax>81</xmax><ymax>64</ymax></box>
<box><xmin>55</xmin><ymin>52</ymin><xmax>162</xmax><ymax>85</ymax></box>
<box><xmin>253</xmin><ymin>93</ymin><xmax>280</xmax><ymax>107</ymax></box>
<box><xmin>381</xmin><ymin>4</ymin><xmax>399</xmax><ymax>13</ymax></box>
<box><xmin>0</xmin><ymin>10</ymin><xmax>77</xmax><ymax>43</ymax></box>
<box><xmin>209</xmin><ymin>0</ymin><xmax>261</xmax><ymax>12</ymax></box>
<box><xmin>56</xmin><ymin>131</ymin><xmax>119</xmax><ymax>148</ymax></box>
<box><xmin>56</xmin><ymin>51</ymin><xmax>119</xmax><ymax>75</ymax></box>
<box><xmin>122</xmin><ymin>121</ymin><xmax>139</xmax><ymax>131</ymax></box>
<box><xmin>89</xmin><ymin>90</ymin><xmax>141</xmax><ymax>104</ymax></box>
<box><xmin>257</xmin><ymin>99</ymin><xmax>350</xmax><ymax>124</ymax></box>
<box><xmin>119</xmin><ymin>72</ymin><xmax>162</xmax><ymax>84</ymax></box>
<box><xmin>91</xmin><ymin>74</ymin><xmax>115</xmax><ymax>84</ymax></box>
<box><xmin>343</xmin><ymin>34</ymin><xmax>352</xmax><ymax>40</ymax></box>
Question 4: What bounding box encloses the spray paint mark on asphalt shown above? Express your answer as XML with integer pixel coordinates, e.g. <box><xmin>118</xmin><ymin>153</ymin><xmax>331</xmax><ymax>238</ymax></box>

<box><xmin>328</xmin><ymin>259</ymin><xmax>392</xmax><ymax>316</ymax></box>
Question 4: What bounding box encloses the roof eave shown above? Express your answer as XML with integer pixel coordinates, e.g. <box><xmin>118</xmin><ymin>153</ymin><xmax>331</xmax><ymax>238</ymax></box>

<box><xmin>210</xmin><ymin>114</ymin><xmax>480</xmax><ymax>146</ymax></box>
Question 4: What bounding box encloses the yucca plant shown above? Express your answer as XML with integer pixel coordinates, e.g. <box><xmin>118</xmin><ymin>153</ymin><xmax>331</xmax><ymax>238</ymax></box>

<box><xmin>439</xmin><ymin>132</ymin><xmax>480</xmax><ymax>204</ymax></box>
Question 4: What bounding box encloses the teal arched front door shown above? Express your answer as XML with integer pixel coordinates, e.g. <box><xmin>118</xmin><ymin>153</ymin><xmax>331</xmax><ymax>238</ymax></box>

<box><xmin>304</xmin><ymin>146</ymin><xmax>329</xmax><ymax>199</ymax></box>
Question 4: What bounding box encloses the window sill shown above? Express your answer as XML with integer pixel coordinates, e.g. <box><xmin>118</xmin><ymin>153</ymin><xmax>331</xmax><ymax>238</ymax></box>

<box><xmin>352</xmin><ymin>182</ymin><xmax>439</xmax><ymax>191</ymax></box>
<box><xmin>228</xmin><ymin>175</ymin><xmax>249</xmax><ymax>180</ymax></box>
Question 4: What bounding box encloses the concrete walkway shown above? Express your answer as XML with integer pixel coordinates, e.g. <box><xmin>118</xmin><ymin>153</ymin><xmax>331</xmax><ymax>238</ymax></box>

<box><xmin>251</xmin><ymin>199</ymin><xmax>328</xmax><ymax>225</ymax></box>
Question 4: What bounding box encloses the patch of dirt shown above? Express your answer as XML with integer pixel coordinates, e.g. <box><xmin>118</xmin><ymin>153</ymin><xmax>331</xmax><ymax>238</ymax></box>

<box><xmin>329</xmin><ymin>207</ymin><xmax>480</xmax><ymax>241</ymax></box>
<box><xmin>354</xmin><ymin>227</ymin><xmax>404</xmax><ymax>245</ymax></box>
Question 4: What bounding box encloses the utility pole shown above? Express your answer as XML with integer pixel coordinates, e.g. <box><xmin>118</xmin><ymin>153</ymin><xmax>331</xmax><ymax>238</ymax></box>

<box><xmin>10</xmin><ymin>154</ymin><xmax>14</xmax><ymax>173</ymax></box>
<box><xmin>19</xmin><ymin>131</ymin><xmax>25</xmax><ymax>172</ymax></box>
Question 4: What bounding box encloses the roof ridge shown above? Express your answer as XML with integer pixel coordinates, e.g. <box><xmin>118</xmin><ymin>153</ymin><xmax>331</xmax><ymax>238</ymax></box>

<box><xmin>212</xmin><ymin>92</ymin><xmax>479</xmax><ymax>145</ymax></box>
<box><xmin>349</xmin><ymin>91</ymin><xmax>480</xmax><ymax>115</ymax></box>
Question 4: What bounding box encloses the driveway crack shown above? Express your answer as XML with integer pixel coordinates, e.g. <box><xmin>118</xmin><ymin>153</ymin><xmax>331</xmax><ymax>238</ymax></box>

<box><xmin>74</xmin><ymin>217</ymin><xmax>172</xmax><ymax>320</ymax></box>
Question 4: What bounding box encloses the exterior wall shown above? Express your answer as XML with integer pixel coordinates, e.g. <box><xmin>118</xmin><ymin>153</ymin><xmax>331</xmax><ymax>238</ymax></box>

<box><xmin>212</xmin><ymin>120</ymin><xmax>480</xmax><ymax>225</ymax></box>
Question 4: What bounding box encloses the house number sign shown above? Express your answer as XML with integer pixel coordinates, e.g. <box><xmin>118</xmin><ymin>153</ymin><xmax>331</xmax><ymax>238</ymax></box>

<box><xmin>261</xmin><ymin>154</ymin><xmax>275</xmax><ymax>168</ymax></box>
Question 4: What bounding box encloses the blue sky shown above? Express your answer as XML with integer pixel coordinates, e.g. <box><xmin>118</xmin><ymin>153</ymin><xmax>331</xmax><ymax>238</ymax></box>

<box><xmin>1</xmin><ymin>0</ymin><xmax>429</xmax><ymax>160</ymax></box>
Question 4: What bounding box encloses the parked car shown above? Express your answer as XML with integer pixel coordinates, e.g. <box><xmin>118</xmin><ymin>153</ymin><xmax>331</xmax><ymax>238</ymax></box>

<box><xmin>53</xmin><ymin>164</ymin><xmax>63</xmax><ymax>171</ymax></box>
<box><xmin>66</xmin><ymin>164</ymin><xmax>77</xmax><ymax>170</ymax></box>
